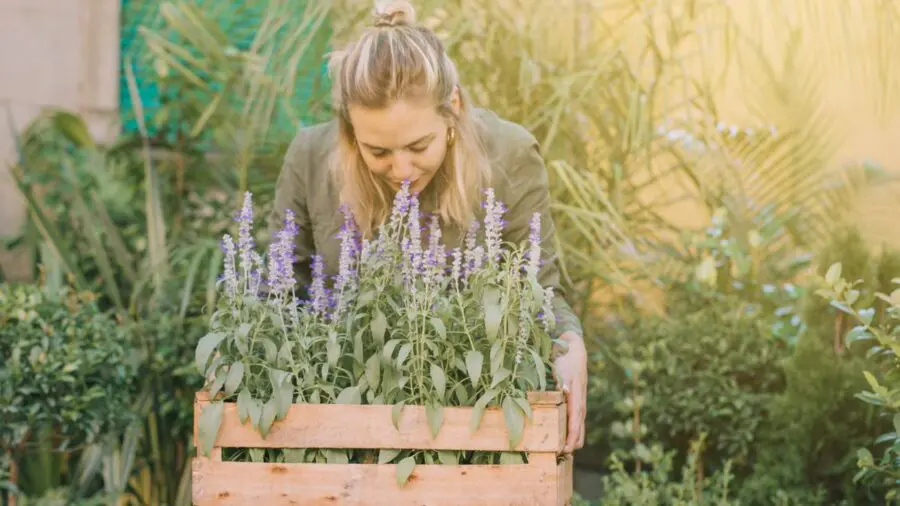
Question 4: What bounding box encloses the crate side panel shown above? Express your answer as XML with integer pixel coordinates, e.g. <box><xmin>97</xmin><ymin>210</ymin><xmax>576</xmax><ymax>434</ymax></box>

<box><xmin>198</xmin><ymin>400</ymin><xmax>565</xmax><ymax>452</ymax></box>
<box><xmin>192</xmin><ymin>460</ymin><xmax>559</xmax><ymax>505</ymax></box>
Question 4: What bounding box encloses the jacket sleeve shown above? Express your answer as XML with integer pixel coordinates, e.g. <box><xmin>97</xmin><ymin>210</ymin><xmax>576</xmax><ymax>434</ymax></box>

<box><xmin>267</xmin><ymin>128</ymin><xmax>317</xmax><ymax>299</ymax></box>
<box><xmin>500</xmin><ymin>132</ymin><xmax>584</xmax><ymax>339</ymax></box>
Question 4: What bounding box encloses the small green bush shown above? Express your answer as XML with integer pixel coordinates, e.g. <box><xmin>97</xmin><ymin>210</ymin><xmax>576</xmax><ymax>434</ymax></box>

<box><xmin>589</xmin><ymin>292</ymin><xmax>787</xmax><ymax>478</ymax></box>
<box><xmin>0</xmin><ymin>282</ymin><xmax>139</xmax><ymax>452</ymax></box>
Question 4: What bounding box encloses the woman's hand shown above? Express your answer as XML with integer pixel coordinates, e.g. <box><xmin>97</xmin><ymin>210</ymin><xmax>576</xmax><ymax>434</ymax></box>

<box><xmin>553</xmin><ymin>331</ymin><xmax>588</xmax><ymax>455</ymax></box>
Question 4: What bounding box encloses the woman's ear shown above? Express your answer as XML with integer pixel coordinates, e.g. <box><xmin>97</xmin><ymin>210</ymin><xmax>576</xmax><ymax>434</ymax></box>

<box><xmin>450</xmin><ymin>86</ymin><xmax>462</xmax><ymax>115</ymax></box>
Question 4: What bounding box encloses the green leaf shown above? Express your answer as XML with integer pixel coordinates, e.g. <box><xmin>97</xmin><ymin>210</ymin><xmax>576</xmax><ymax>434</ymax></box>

<box><xmin>209</xmin><ymin>368</ymin><xmax>227</xmax><ymax>399</ymax></box>
<box><xmin>846</xmin><ymin>326</ymin><xmax>873</xmax><ymax>345</ymax></box>
<box><xmin>635</xmin><ymin>443</ymin><xmax>652</xmax><ymax>462</ymax></box>
<box><xmin>502</xmin><ymin>396</ymin><xmax>525</xmax><ymax>449</ymax></box>
<box><xmin>366</xmin><ymin>354</ymin><xmax>381</xmax><ymax>392</ymax></box>
<box><xmin>372</xmin><ymin>308</ymin><xmax>388</xmax><ymax>344</ymax></box>
<box><xmin>430</xmin><ymin>364</ymin><xmax>446</xmax><ymax>399</ymax></box>
<box><xmin>437</xmin><ymin>451</ymin><xmax>457</xmax><ymax>465</ymax></box>
<box><xmin>224</xmin><ymin>362</ymin><xmax>244</xmax><ymax>397</ymax></box>
<box><xmin>483</xmin><ymin>287</ymin><xmax>502</xmax><ymax>342</ymax></box>
<box><xmin>426</xmin><ymin>400</ymin><xmax>444</xmax><ymax>438</ymax></box>
<box><xmin>499</xmin><ymin>452</ymin><xmax>524</xmax><ymax>465</ymax></box>
<box><xmin>392</xmin><ymin>401</ymin><xmax>406</xmax><ymax>430</ymax></box>
<box><xmin>430</xmin><ymin>317</ymin><xmax>447</xmax><ymax>339</ymax></box>
<box><xmin>491</xmin><ymin>368</ymin><xmax>512</xmax><ymax>389</ymax></box>
<box><xmin>237</xmin><ymin>389</ymin><xmax>252</xmax><ymax>425</ymax></box>
<box><xmin>237</xmin><ymin>322</ymin><xmax>252</xmax><ymax>339</ymax></box>
<box><xmin>489</xmin><ymin>341</ymin><xmax>504</xmax><ymax>374</ymax></box>
<box><xmin>857</xmin><ymin>448</ymin><xmax>875</xmax><ymax>467</ymax></box>
<box><xmin>863</xmin><ymin>371</ymin><xmax>882</xmax><ymax>392</ymax></box>
<box><xmin>327</xmin><ymin>339</ymin><xmax>340</xmax><ymax>366</ymax></box>
<box><xmin>283</xmin><ymin>449</ymin><xmax>306</xmax><ymax>463</ymax></box>
<box><xmin>397</xmin><ymin>343</ymin><xmax>413</xmax><ymax>367</ymax></box>
<box><xmin>354</xmin><ymin>327</ymin><xmax>365</xmax><ymax>364</ymax></box>
<box><xmin>259</xmin><ymin>399</ymin><xmax>277</xmax><ymax>438</ymax></box>
<box><xmin>198</xmin><ymin>401</ymin><xmax>224</xmax><ymax>457</ymax></box>
<box><xmin>269</xmin><ymin>369</ymin><xmax>290</xmax><ymax>388</ymax></box>
<box><xmin>247</xmin><ymin>398</ymin><xmax>262</xmax><ymax>427</ymax></box>
<box><xmin>465</xmin><ymin>350</ymin><xmax>483</xmax><ymax>387</ymax></box>
<box><xmin>359</xmin><ymin>290</ymin><xmax>377</xmax><ymax>306</ymax></box>
<box><xmin>859</xmin><ymin>308</ymin><xmax>875</xmax><ymax>326</ymax></box>
<box><xmin>825</xmin><ymin>262</ymin><xmax>842</xmax><ymax>285</ymax></box>
<box><xmin>325</xmin><ymin>449</ymin><xmax>349</xmax><ymax>464</ymax></box>
<box><xmin>379</xmin><ymin>449</ymin><xmax>401</xmax><ymax>464</ymax></box>
<box><xmin>513</xmin><ymin>396</ymin><xmax>533</xmax><ymax>419</ymax></box>
<box><xmin>274</xmin><ymin>382</ymin><xmax>294</xmax><ymax>420</ymax></box>
<box><xmin>453</xmin><ymin>383</ymin><xmax>470</xmax><ymax>405</ymax></box>
<box><xmin>893</xmin><ymin>414</ymin><xmax>900</xmax><ymax>436</ymax></box>
<box><xmin>396</xmin><ymin>457</ymin><xmax>416</xmax><ymax>487</ymax></box>
<box><xmin>336</xmin><ymin>386</ymin><xmax>361</xmax><ymax>405</ymax></box>
<box><xmin>383</xmin><ymin>339</ymin><xmax>402</xmax><ymax>359</ymax></box>
<box><xmin>276</xmin><ymin>342</ymin><xmax>292</xmax><ymax>369</ymax></box>
<box><xmin>262</xmin><ymin>339</ymin><xmax>278</xmax><ymax>363</ymax></box>
<box><xmin>470</xmin><ymin>389</ymin><xmax>500</xmax><ymax>432</ymax></box>
<box><xmin>529</xmin><ymin>349</ymin><xmax>547</xmax><ymax>391</ymax></box>
<box><xmin>195</xmin><ymin>332</ymin><xmax>226</xmax><ymax>373</ymax></box>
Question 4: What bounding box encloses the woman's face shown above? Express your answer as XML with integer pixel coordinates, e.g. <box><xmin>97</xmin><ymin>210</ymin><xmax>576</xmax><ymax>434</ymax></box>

<box><xmin>349</xmin><ymin>93</ymin><xmax>459</xmax><ymax>195</ymax></box>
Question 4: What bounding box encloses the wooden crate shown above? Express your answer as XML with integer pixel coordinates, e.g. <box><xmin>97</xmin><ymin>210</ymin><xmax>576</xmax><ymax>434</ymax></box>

<box><xmin>192</xmin><ymin>391</ymin><xmax>573</xmax><ymax>505</ymax></box>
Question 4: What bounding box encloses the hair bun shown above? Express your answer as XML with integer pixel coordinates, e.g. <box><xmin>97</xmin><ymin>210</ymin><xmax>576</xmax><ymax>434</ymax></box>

<box><xmin>373</xmin><ymin>0</ymin><xmax>416</xmax><ymax>27</ymax></box>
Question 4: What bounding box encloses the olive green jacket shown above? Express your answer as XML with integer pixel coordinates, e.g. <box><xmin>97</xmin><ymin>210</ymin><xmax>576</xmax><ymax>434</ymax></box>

<box><xmin>267</xmin><ymin>108</ymin><xmax>583</xmax><ymax>339</ymax></box>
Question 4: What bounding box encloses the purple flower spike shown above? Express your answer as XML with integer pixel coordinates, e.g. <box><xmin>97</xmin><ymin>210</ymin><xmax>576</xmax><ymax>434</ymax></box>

<box><xmin>388</xmin><ymin>180</ymin><xmax>413</xmax><ymax>232</ymax></box>
<box><xmin>236</xmin><ymin>192</ymin><xmax>255</xmax><ymax>277</ymax></box>
<box><xmin>332</xmin><ymin>204</ymin><xmax>361</xmax><ymax>319</ymax></box>
<box><xmin>221</xmin><ymin>234</ymin><xmax>238</xmax><ymax>297</ymax></box>
<box><xmin>309</xmin><ymin>255</ymin><xmax>329</xmax><ymax>317</ymax></box>
<box><xmin>463</xmin><ymin>219</ymin><xmax>480</xmax><ymax>279</ymax></box>
<box><xmin>266</xmin><ymin>209</ymin><xmax>300</xmax><ymax>295</ymax></box>
<box><xmin>526</xmin><ymin>212</ymin><xmax>542</xmax><ymax>276</ymax></box>
<box><xmin>407</xmin><ymin>194</ymin><xmax>423</xmax><ymax>276</ymax></box>
<box><xmin>483</xmin><ymin>189</ymin><xmax>505</xmax><ymax>263</ymax></box>
<box><xmin>450</xmin><ymin>247</ymin><xmax>463</xmax><ymax>283</ymax></box>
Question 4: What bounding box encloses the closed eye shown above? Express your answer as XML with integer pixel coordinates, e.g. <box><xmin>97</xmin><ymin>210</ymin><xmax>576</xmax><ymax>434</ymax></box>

<box><xmin>362</xmin><ymin>133</ymin><xmax>436</xmax><ymax>158</ymax></box>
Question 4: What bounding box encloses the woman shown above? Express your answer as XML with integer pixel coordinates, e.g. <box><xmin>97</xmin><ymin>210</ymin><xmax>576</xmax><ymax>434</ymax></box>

<box><xmin>268</xmin><ymin>0</ymin><xmax>587</xmax><ymax>454</ymax></box>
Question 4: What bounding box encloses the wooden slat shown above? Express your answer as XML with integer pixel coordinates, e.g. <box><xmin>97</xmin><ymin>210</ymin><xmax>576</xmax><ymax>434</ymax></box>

<box><xmin>194</xmin><ymin>394</ymin><xmax>566</xmax><ymax>452</ymax></box>
<box><xmin>526</xmin><ymin>391</ymin><xmax>565</xmax><ymax>405</ymax></box>
<box><xmin>195</xmin><ymin>391</ymin><xmax>564</xmax><ymax>404</ymax></box>
<box><xmin>558</xmin><ymin>455</ymin><xmax>574</xmax><ymax>505</ymax></box>
<box><xmin>192</xmin><ymin>460</ymin><xmax>560</xmax><ymax>505</ymax></box>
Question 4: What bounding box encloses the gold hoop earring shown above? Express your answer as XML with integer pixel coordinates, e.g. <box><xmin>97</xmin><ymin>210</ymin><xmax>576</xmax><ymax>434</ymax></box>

<box><xmin>447</xmin><ymin>127</ymin><xmax>456</xmax><ymax>146</ymax></box>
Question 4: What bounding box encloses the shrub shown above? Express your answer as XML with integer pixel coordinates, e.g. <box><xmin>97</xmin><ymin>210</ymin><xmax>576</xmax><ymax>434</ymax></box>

<box><xmin>0</xmin><ymin>283</ymin><xmax>139</xmax><ymax>451</ymax></box>
<box><xmin>602</xmin><ymin>295</ymin><xmax>786</xmax><ymax>473</ymax></box>
<box><xmin>818</xmin><ymin>248</ymin><xmax>900</xmax><ymax>503</ymax></box>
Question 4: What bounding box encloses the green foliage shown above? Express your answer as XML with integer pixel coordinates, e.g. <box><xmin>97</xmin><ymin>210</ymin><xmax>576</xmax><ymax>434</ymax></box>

<box><xmin>593</xmin><ymin>294</ymin><xmax>786</xmax><ymax>476</ymax></box>
<box><xmin>817</xmin><ymin>244</ymin><xmax>900</xmax><ymax>503</ymax></box>
<box><xmin>0</xmin><ymin>283</ymin><xmax>139</xmax><ymax>451</ymax></box>
<box><xmin>598</xmin><ymin>438</ymin><xmax>740</xmax><ymax>506</ymax></box>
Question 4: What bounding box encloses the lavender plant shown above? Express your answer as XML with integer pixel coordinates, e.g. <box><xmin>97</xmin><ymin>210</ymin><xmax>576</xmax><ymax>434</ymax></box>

<box><xmin>195</xmin><ymin>182</ymin><xmax>559</xmax><ymax>480</ymax></box>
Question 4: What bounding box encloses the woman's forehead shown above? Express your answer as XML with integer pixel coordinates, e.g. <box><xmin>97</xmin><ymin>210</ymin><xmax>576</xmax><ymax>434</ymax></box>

<box><xmin>349</xmin><ymin>99</ymin><xmax>441</xmax><ymax>147</ymax></box>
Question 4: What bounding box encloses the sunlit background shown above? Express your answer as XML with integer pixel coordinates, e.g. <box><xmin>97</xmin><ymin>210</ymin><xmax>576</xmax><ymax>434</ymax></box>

<box><xmin>4</xmin><ymin>0</ymin><xmax>900</xmax><ymax>504</ymax></box>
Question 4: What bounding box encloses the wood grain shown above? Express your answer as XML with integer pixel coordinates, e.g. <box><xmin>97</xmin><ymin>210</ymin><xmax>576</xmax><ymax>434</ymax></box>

<box><xmin>192</xmin><ymin>460</ymin><xmax>563</xmax><ymax>505</ymax></box>
<box><xmin>194</xmin><ymin>392</ymin><xmax>566</xmax><ymax>452</ymax></box>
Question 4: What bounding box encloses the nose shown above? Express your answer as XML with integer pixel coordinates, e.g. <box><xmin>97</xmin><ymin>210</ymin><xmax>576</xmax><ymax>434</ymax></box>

<box><xmin>391</xmin><ymin>153</ymin><xmax>416</xmax><ymax>181</ymax></box>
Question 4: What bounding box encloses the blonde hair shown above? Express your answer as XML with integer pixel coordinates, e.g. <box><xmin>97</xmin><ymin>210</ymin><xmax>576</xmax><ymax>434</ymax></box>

<box><xmin>328</xmin><ymin>0</ymin><xmax>491</xmax><ymax>238</ymax></box>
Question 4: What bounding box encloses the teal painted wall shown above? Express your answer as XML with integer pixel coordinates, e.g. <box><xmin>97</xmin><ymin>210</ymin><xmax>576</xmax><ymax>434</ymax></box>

<box><xmin>119</xmin><ymin>0</ymin><xmax>331</xmax><ymax>136</ymax></box>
